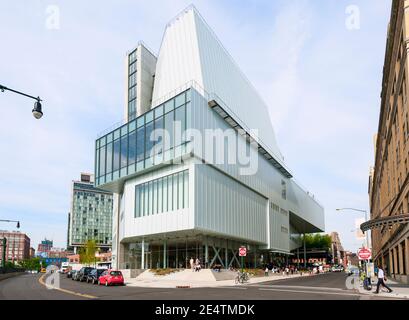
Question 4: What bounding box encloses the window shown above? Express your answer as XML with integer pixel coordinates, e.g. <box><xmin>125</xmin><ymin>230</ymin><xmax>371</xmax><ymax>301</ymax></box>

<box><xmin>128</xmin><ymin>130</ymin><xmax>136</xmax><ymax>165</ymax></box>
<box><xmin>129</xmin><ymin>73</ymin><xmax>136</xmax><ymax>87</ymax></box>
<box><xmin>99</xmin><ymin>146</ymin><xmax>106</xmax><ymax>176</ymax></box>
<box><xmin>136</xmin><ymin>126</ymin><xmax>145</xmax><ymax>162</ymax></box>
<box><xmin>113</xmin><ymin>139</ymin><xmax>120</xmax><ymax>172</ymax></box>
<box><xmin>164</xmin><ymin>111</ymin><xmax>174</xmax><ymax>150</ymax></box>
<box><xmin>134</xmin><ymin>170</ymin><xmax>189</xmax><ymax>218</ymax></box>
<box><xmin>175</xmin><ymin>105</ymin><xmax>186</xmax><ymax>146</ymax></box>
<box><xmin>120</xmin><ymin>135</ymin><xmax>128</xmax><ymax>168</ymax></box>
<box><xmin>145</xmin><ymin>120</ymin><xmax>154</xmax><ymax>159</ymax></box>
<box><xmin>96</xmin><ymin>89</ymin><xmax>192</xmax><ymax>183</ymax></box>
<box><xmin>106</xmin><ymin>142</ymin><xmax>112</xmax><ymax>174</ymax></box>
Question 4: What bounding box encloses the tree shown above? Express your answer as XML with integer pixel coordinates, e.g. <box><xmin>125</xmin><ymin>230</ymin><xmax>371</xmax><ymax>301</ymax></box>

<box><xmin>79</xmin><ymin>240</ymin><xmax>98</xmax><ymax>266</ymax></box>
<box><xmin>303</xmin><ymin>234</ymin><xmax>331</xmax><ymax>250</ymax></box>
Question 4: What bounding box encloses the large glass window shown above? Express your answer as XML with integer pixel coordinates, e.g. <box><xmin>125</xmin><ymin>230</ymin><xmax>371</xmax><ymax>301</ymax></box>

<box><xmin>183</xmin><ymin>170</ymin><xmax>189</xmax><ymax>208</ymax></box>
<box><xmin>145</xmin><ymin>121</ymin><xmax>154</xmax><ymax>159</ymax></box>
<box><xmin>134</xmin><ymin>170</ymin><xmax>189</xmax><ymax>218</ymax></box>
<box><xmin>99</xmin><ymin>146</ymin><xmax>106</xmax><ymax>176</ymax></box>
<box><xmin>163</xmin><ymin>176</ymin><xmax>168</xmax><ymax>212</ymax></box>
<box><xmin>113</xmin><ymin>139</ymin><xmax>120</xmax><ymax>172</ymax></box>
<box><xmin>106</xmin><ymin>143</ymin><xmax>113</xmax><ymax>174</ymax></box>
<box><xmin>136</xmin><ymin>126</ymin><xmax>145</xmax><ymax>162</ymax></box>
<box><xmin>168</xmin><ymin>174</ymin><xmax>173</xmax><ymax>212</ymax></box>
<box><xmin>153</xmin><ymin>117</ymin><xmax>164</xmax><ymax>155</ymax></box>
<box><xmin>135</xmin><ymin>186</ymin><xmax>141</xmax><ymax>218</ymax></box>
<box><xmin>120</xmin><ymin>135</ymin><xmax>128</xmax><ymax>168</ymax></box>
<box><xmin>175</xmin><ymin>105</ymin><xmax>186</xmax><ymax>146</ymax></box>
<box><xmin>173</xmin><ymin>173</ymin><xmax>178</xmax><ymax>210</ymax></box>
<box><xmin>128</xmin><ymin>130</ymin><xmax>136</xmax><ymax>165</ymax></box>
<box><xmin>97</xmin><ymin>89</ymin><xmax>192</xmax><ymax>184</ymax></box>
<box><xmin>164</xmin><ymin>111</ymin><xmax>174</xmax><ymax>150</ymax></box>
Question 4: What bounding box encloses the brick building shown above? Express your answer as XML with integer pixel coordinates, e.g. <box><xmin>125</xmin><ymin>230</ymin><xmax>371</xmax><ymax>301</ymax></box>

<box><xmin>0</xmin><ymin>231</ymin><xmax>31</xmax><ymax>263</ymax></box>
<box><xmin>369</xmin><ymin>0</ymin><xmax>409</xmax><ymax>284</ymax></box>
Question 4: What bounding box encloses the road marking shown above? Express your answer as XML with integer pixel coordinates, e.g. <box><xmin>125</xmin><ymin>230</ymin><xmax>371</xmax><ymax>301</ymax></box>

<box><xmin>259</xmin><ymin>288</ymin><xmax>361</xmax><ymax>297</ymax></box>
<box><xmin>217</xmin><ymin>287</ymin><xmax>248</xmax><ymax>290</ymax></box>
<box><xmin>253</xmin><ymin>284</ymin><xmax>348</xmax><ymax>292</ymax></box>
<box><xmin>38</xmin><ymin>274</ymin><xmax>97</xmax><ymax>299</ymax></box>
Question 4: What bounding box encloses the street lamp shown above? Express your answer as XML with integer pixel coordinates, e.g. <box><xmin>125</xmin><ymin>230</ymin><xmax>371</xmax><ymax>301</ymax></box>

<box><xmin>0</xmin><ymin>219</ymin><xmax>20</xmax><ymax>229</ymax></box>
<box><xmin>337</xmin><ymin>208</ymin><xmax>372</xmax><ymax>281</ymax></box>
<box><xmin>0</xmin><ymin>84</ymin><xmax>43</xmax><ymax>119</ymax></box>
<box><xmin>0</xmin><ymin>219</ymin><xmax>21</xmax><ymax>272</ymax></box>
<box><xmin>336</xmin><ymin>208</ymin><xmax>370</xmax><ymax>249</ymax></box>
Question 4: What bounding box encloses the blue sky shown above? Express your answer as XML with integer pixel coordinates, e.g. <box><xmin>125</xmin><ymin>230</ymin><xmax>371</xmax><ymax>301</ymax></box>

<box><xmin>0</xmin><ymin>0</ymin><xmax>391</xmax><ymax>252</ymax></box>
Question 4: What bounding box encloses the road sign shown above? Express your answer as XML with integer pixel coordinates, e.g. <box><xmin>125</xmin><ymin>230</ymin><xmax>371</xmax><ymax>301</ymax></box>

<box><xmin>358</xmin><ymin>248</ymin><xmax>372</xmax><ymax>260</ymax></box>
<box><xmin>239</xmin><ymin>247</ymin><xmax>247</xmax><ymax>257</ymax></box>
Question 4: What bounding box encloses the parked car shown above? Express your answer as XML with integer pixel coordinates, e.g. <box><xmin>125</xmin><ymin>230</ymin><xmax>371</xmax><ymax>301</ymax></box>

<box><xmin>87</xmin><ymin>269</ymin><xmax>107</xmax><ymax>284</ymax></box>
<box><xmin>67</xmin><ymin>269</ymin><xmax>75</xmax><ymax>278</ymax></box>
<box><xmin>77</xmin><ymin>267</ymin><xmax>95</xmax><ymax>282</ymax></box>
<box><xmin>98</xmin><ymin>270</ymin><xmax>125</xmax><ymax>286</ymax></box>
<box><xmin>71</xmin><ymin>270</ymin><xmax>80</xmax><ymax>281</ymax></box>
<box><xmin>331</xmin><ymin>265</ymin><xmax>344</xmax><ymax>272</ymax></box>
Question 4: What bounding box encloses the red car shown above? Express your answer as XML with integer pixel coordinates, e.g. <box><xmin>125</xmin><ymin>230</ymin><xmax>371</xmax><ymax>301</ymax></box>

<box><xmin>98</xmin><ymin>270</ymin><xmax>125</xmax><ymax>286</ymax></box>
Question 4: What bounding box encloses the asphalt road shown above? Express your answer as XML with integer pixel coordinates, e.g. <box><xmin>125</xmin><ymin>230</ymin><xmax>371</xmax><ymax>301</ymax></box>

<box><xmin>0</xmin><ymin>272</ymin><xmax>398</xmax><ymax>300</ymax></box>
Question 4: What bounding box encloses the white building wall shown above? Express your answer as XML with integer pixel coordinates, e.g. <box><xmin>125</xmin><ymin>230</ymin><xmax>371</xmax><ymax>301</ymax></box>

<box><xmin>189</xmin><ymin>88</ymin><xmax>324</xmax><ymax>250</ymax></box>
<box><xmin>118</xmin><ymin>163</ymin><xmax>195</xmax><ymax>241</ymax></box>
<box><xmin>152</xmin><ymin>7</ymin><xmax>283</xmax><ymax>162</ymax></box>
<box><xmin>137</xmin><ymin>45</ymin><xmax>157</xmax><ymax>116</ymax></box>
<box><xmin>194</xmin><ymin>163</ymin><xmax>268</xmax><ymax>245</ymax></box>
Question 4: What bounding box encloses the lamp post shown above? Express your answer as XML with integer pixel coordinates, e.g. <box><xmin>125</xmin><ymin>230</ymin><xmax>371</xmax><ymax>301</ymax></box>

<box><xmin>337</xmin><ymin>208</ymin><xmax>371</xmax><ymax>281</ymax></box>
<box><xmin>0</xmin><ymin>84</ymin><xmax>43</xmax><ymax>119</ymax></box>
<box><xmin>0</xmin><ymin>220</ymin><xmax>21</xmax><ymax>272</ymax></box>
<box><xmin>336</xmin><ymin>208</ymin><xmax>370</xmax><ymax>250</ymax></box>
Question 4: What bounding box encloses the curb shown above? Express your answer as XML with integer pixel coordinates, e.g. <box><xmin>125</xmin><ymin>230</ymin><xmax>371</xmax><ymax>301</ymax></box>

<box><xmin>357</xmin><ymin>283</ymin><xmax>409</xmax><ymax>299</ymax></box>
<box><xmin>0</xmin><ymin>272</ymin><xmax>24</xmax><ymax>282</ymax></box>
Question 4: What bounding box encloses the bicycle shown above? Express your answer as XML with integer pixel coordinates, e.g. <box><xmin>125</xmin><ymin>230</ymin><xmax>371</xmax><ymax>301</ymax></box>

<box><xmin>235</xmin><ymin>271</ymin><xmax>249</xmax><ymax>284</ymax></box>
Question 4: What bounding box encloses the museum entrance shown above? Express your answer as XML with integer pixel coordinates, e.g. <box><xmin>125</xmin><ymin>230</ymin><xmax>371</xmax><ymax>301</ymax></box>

<box><xmin>120</xmin><ymin>234</ymin><xmax>263</xmax><ymax>270</ymax></box>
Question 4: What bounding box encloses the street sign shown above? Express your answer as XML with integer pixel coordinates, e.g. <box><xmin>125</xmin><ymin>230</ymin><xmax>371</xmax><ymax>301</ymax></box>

<box><xmin>239</xmin><ymin>247</ymin><xmax>247</xmax><ymax>257</ymax></box>
<box><xmin>358</xmin><ymin>248</ymin><xmax>372</xmax><ymax>260</ymax></box>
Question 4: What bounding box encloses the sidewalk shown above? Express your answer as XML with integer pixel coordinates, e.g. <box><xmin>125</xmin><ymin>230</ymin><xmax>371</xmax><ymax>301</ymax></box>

<box><xmin>125</xmin><ymin>270</ymin><xmax>318</xmax><ymax>289</ymax></box>
<box><xmin>358</xmin><ymin>279</ymin><xmax>409</xmax><ymax>299</ymax></box>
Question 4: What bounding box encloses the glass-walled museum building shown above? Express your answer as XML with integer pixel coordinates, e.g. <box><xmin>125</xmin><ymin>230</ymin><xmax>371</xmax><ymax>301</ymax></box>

<box><xmin>94</xmin><ymin>6</ymin><xmax>325</xmax><ymax>270</ymax></box>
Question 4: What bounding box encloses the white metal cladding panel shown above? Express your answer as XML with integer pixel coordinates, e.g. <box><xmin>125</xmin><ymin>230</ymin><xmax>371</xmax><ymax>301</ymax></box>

<box><xmin>194</xmin><ymin>163</ymin><xmax>268</xmax><ymax>244</ymax></box>
<box><xmin>118</xmin><ymin>163</ymin><xmax>195</xmax><ymax>241</ymax></box>
<box><xmin>190</xmin><ymin>89</ymin><xmax>324</xmax><ymax>234</ymax></box>
<box><xmin>286</xmin><ymin>180</ymin><xmax>325</xmax><ymax>232</ymax></box>
<box><xmin>269</xmin><ymin>206</ymin><xmax>290</xmax><ymax>252</ymax></box>
<box><xmin>192</xmin><ymin>11</ymin><xmax>283</xmax><ymax>162</ymax></box>
<box><xmin>152</xmin><ymin>7</ymin><xmax>283</xmax><ymax>161</ymax></box>
<box><xmin>152</xmin><ymin>9</ymin><xmax>202</xmax><ymax>103</ymax></box>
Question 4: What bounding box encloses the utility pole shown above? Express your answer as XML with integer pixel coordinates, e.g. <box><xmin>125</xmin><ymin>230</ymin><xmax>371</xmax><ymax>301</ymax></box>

<box><xmin>1</xmin><ymin>238</ymin><xmax>7</xmax><ymax>272</ymax></box>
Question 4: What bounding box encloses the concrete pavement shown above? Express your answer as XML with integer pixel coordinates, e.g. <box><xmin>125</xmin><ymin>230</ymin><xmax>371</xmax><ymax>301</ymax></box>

<box><xmin>357</xmin><ymin>278</ymin><xmax>409</xmax><ymax>299</ymax></box>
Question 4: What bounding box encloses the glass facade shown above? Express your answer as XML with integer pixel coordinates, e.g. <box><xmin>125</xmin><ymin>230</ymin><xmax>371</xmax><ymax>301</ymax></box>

<box><xmin>70</xmin><ymin>182</ymin><xmax>113</xmax><ymax>247</ymax></box>
<box><xmin>95</xmin><ymin>89</ymin><xmax>191</xmax><ymax>187</ymax></box>
<box><xmin>135</xmin><ymin>170</ymin><xmax>189</xmax><ymax>218</ymax></box>
<box><xmin>128</xmin><ymin>49</ymin><xmax>137</xmax><ymax>120</ymax></box>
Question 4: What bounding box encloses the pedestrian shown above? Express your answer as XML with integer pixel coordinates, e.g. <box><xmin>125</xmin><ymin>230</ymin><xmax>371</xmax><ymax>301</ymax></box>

<box><xmin>195</xmin><ymin>258</ymin><xmax>201</xmax><ymax>272</ymax></box>
<box><xmin>265</xmin><ymin>266</ymin><xmax>269</xmax><ymax>277</ymax></box>
<box><xmin>190</xmin><ymin>257</ymin><xmax>194</xmax><ymax>271</ymax></box>
<box><xmin>374</xmin><ymin>265</ymin><xmax>393</xmax><ymax>294</ymax></box>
